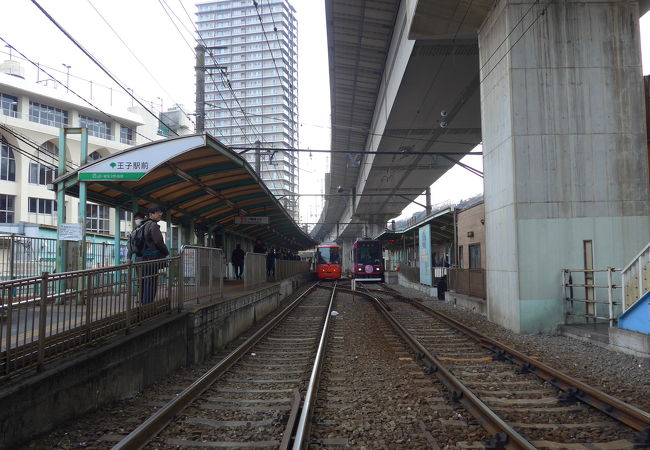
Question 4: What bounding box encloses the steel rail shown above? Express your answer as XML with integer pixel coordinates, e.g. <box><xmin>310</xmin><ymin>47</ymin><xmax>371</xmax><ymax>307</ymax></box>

<box><xmin>291</xmin><ymin>281</ymin><xmax>338</xmax><ymax>449</ymax></box>
<box><xmin>402</xmin><ymin>295</ymin><xmax>650</xmax><ymax>433</ymax></box>
<box><xmin>325</xmin><ymin>286</ymin><xmax>535</xmax><ymax>449</ymax></box>
<box><xmin>112</xmin><ymin>282</ymin><xmax>320</xmax><ymax>450</ymax></box>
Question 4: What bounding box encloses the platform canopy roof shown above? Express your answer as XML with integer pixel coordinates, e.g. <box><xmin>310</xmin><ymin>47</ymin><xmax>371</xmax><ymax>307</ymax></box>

<box><xmin>54</xmin><ymin>133</ymin><xmax>316</xmax><ymax>250</ymax></box>
<box><xmin>375</xmin><ymin>207</ymin><xmax>455</xmax><ymax>245</ymax></box>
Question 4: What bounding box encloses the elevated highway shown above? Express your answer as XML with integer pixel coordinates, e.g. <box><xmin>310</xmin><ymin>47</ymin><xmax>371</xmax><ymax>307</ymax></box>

<box><xmin>314</xmin><ymin>0</ymin><xmax>650</xmax><ymax>333</ymax></box>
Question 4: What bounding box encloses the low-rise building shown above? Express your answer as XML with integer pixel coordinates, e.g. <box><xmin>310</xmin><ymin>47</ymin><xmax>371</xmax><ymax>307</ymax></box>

<box><xmin>0</xmin><ymin>59</ymin><xmax>161</xmax><ymax>242</ymax></box>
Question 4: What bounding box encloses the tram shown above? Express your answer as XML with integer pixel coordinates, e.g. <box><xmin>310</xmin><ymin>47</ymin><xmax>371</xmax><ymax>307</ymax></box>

<box><xmin>315</xmin><ymin>242</ymin><xmax>342</xmax><ymax>280</ymax></box>
<box><xmin>353</xmin><ymin>238</ymin><xmax>384</xmax><ymax>282</ymax></box>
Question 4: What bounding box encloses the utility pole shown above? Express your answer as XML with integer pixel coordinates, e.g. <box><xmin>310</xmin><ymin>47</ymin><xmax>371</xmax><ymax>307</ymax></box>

<box><xmin>62</xmin><ymin>63</ymin><xmax>71</xmax><ymax>92</ymax></box>
<box><xmin>195</xmin><ymin>45</ymin><xmax>206</xmax><ymax>133</ymax></box>
<box><xmin>425</xmin><ymin>187</ymin><xmax>432</xmax><ymax>215</ymax></box>
<box><xmin>255</xmin><ymin>140</ymin><xmax>261</xmax><ymax>175</ymax></box>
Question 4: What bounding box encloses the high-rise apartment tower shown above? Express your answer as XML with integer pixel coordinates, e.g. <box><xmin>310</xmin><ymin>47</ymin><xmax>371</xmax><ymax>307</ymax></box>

<box><xmin>196</xmin><ymin>0</ymin><xmax>299</xmax><ymax>219</ymax></box>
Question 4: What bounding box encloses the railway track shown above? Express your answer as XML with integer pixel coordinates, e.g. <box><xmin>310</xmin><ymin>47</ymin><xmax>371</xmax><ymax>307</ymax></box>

<box><xmin>113</xmin><ymin>282</ymin><xmax>333</xmax><ymax>449</ymax></box>
<box><xmin>361</xmin><ymin>284</ymin><xmax>650</xmax><ymax>449</ymax></box>
<box><xmin>112</xmin><ymin>279</ymin><xmax>650</xmax><ymax>449</ymax></box>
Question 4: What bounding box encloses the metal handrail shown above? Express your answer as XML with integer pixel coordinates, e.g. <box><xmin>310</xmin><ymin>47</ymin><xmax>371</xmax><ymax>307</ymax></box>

<box><xmin>180</xmin><ymin>245</ymin><xmax>224</xmax><ymax>304</ymax></box>
<box><xmin>562</xmin><ymin>267</ymin><xmax>621</xmax><ymax>326</ymax></box>
<box><xmin>0</xmin><ymin>256</ymin><xmax>180</xmax><ymax>379</ymax></box>
<box><xmin>621</xmin><ymin>242</ymin><xmax>650</xmax><ymax>311</ymax></box>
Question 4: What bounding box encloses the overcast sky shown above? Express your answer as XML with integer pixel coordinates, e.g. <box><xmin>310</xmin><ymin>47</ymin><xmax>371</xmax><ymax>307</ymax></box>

<box><xmin>2</xmin><ymin>1</ymin><xmax>649</xmax><ymax>228</ymax></box>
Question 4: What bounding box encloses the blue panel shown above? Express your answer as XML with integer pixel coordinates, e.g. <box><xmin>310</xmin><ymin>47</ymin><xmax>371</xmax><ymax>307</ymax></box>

<box><xmin>419</xmin><ymin>224</ymin><xmax>432</xmax><ymax>286</ymax></box>
<box><xmin>618</xmin><ymin>291</ymin><xmax>650</xmax><ymax>334</ymax></box>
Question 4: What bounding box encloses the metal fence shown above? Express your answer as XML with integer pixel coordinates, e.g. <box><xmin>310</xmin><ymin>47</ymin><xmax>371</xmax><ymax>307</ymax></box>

<box><xmin>180</xmin><ymin>245</ymin><xmax>223</xmax><ymax>304</ymax></box>
<box><xmin>448</xmin><ymin>268</ymin><xmax>486</xmax><ymax>299</ymax></box>
<box><xmin>0</xmin><ymin>234</ymin><xmax>57</xmax><ymax>280</ymax></box>
<box><xmin>621</xmin><ymin>243</ymin><xmax>650</xmax><ymax>311</ymax></box>
<box><xmin>244</xmin><ymin>252</ymin><xmax>266</xmax><ymax>290</ymax></box>
<box><xmin>0</xmin><ymin>234</ymin><xmax>127</xmax><ymax>281</ymax></box>
<box><xmin>275</xmin><ymin>260</ymin><xmax>310</xmax><ymax>281</ymax></box>
<box><xmin>0</xmin><ymin>257</ymin><xmax>180</xmax><ymax>379</ymax></box>
<box><xmin>562</xmin><ymin>268</ymin><xmax>622</xmax><ymax>327</ymax></box>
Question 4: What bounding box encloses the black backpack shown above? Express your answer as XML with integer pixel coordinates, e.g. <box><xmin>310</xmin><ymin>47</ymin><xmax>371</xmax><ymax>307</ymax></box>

<box><xmin>128</xmin><ymin>222</ymin><xmax>148</xmax><ymax>257</ymax></box>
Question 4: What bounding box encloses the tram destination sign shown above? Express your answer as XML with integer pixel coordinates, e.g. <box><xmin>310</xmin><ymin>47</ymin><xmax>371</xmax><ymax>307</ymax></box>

<box><xmin>234</xmin><ymin>216</ymin><xmax>269</xmax><ymax>225</ymax></box>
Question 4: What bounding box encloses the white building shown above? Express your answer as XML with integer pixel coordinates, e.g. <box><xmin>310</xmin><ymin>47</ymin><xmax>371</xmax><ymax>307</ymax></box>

<box><xmin>0</xmin><ymin>59</ymin><xmax>161</xmax><ymax>240</ymax></box>
<box><xmin>196</xmin><ymin>0</ymin><xmax>299</xmax><ymax>219</ymax></box>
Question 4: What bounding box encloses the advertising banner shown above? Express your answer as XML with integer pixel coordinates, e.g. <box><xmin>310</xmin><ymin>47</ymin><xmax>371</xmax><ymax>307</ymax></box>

<box><xmin>419</xmin><ymin>224</ymin><xmax>432</xmax><ymax>286</ymax></box>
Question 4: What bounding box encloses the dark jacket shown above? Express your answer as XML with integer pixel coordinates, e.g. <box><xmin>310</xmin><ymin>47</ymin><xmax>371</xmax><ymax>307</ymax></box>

<box><xmin>231</xmin><ymin>248</ymin><xmax>245</xmax><ymax>265</ymax></box>
<box><xmin>143</xmin><ymin>219</ymin><xmax>169</xmax><ymax>258</ymax></box>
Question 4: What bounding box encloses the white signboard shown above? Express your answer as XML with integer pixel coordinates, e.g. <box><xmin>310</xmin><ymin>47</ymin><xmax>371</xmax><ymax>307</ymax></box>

<box><xmin>59</xmin><ymin>223</ymin><xmax>83</xmax><ymax>241</ymax></box>
<box><xmin>78</xmin><ymin>135</ymin><xmax>205</xmax><ymax>181</ymax></box>
<box><xmin>234</xmin><ymin>216</ymin><xmax>269</xmax><ymax>225</ymax></box>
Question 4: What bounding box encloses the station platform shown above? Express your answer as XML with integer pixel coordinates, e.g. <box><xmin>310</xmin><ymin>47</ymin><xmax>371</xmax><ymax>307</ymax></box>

<box><xmin>0</xmin><ymin>272</ymin><xmax>313</xmax><ymax>449</ymax></box>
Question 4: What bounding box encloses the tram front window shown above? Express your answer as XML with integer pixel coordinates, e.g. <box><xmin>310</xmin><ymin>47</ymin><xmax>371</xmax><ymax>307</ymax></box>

<box><xmin>317</xmin><ymin>247</ymin><xmax>341</xmax><ymax>264</ymax></box>
<box><xmin>357</xmin><ymin>244</ymin><xmax>382</xmax><ymax>265</ymax></box>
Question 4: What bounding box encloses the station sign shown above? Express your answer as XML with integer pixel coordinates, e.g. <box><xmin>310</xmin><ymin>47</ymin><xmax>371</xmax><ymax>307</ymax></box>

<box><xmin>234</xmin><ymin>216</ymin><xmax>269</xmax><ymax>225</ymax></box>
<box><xmin>78</xmin><ymin>136</ymin><xmax>205</xmax><ymax>182</ymax></box>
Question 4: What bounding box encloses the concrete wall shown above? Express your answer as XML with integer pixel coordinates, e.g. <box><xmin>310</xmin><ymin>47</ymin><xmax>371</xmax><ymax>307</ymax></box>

<box><xmin>445</xmin><ymin>291</ymin><xmax>487</xmax><ymax>316</ymax></box>
<box><xmin>188</xmin><ymin>275</ymin><xmax>310</xmax><ymax>363</ymax></box>
<box><xmin>0</xmin><ymin>275</ymin><xmax>311</xmax><ymax>449</ymax></box>
<box><xmin>397</xmin><ymin>272</ymin><xmax>437</xmax><ymax>297</ymax></box>
<box><xmin>0</xmin><ymin>314</ymin><xmax>188</xmax><ymax>449</ymax></box>
<box><xmin>479</xmin><ymin>0</ymin><xmax>650</xmax><ymax>333</ymax></box>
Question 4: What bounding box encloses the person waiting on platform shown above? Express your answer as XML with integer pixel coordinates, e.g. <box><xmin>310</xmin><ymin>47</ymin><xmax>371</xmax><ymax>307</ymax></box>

<box><xmin>266</xmin><ymin>248</ymin><xmax>277</xmax><ymax>277</ymax></box>
<box><xmin>141</xmin><ymin>206</ymin><xmax>169</xmax><ymax>305</ymax></box>
<box><xmin>253</xmin><ymin>239</ymin><xmax>266</xmax><ymax>254</ymax></box>
<box><xmin>231</xmin><ymin>243</ymin><xmax>245</xmax><ymax>280</ymax></box>
<box><xmin>127</xmin><ymin>212</ymin><xmax>146</xmax><ymax>262</ymax></box>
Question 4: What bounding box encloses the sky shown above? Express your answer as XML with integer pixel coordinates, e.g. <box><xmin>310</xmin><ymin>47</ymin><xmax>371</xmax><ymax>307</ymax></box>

<box><xmin>1</xmin><ymin>1</ymin><xmax>649</xmax><ymax>229</ymax></box>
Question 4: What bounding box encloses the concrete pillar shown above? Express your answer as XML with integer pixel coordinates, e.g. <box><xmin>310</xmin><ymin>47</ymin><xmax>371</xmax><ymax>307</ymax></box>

<box><xmin>479</xmin><ymin>0</ymin><xmax>650</xmax><ymax>333</ymax></box>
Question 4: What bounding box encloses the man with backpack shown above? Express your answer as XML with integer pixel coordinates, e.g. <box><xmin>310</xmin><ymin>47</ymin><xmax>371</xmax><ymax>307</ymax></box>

<box><xmin>138</xmin><ymin>206</ymin><xmax>169</xmax><ymax>305</ymax></box>
<box><xmin>127</xmin><ymin>212</ymin><xmax>146</xmax><ymax>262</ymax></box>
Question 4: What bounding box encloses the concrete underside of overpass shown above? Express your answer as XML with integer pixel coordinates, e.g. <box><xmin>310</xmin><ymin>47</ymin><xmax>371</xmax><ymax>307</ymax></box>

<box><xmin>317</xmin><ymin>0</ymin><xmax>650</xmax><ymax>333</ymax></box>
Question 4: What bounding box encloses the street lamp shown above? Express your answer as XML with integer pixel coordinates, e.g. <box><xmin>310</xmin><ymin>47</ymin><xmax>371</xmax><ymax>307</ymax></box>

<box><xmin>61</xmin><ymin>64</ymin><xmax>71</xmax><ymax>92</ymax></box>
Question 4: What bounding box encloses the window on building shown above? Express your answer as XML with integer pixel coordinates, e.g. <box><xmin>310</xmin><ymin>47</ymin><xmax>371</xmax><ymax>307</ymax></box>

<box><xmin>120</xmin><ymin>125</ymin><xmax>134</xmax><ymax>145</ymax></box>
<box><xmin>0</xmin><ymin>93</ymin><xmax>18</xmax><ymax>117</ymax></box>
<box><xmin>79</xmin><ymin>115</ymin><xmax>112</xmax><ymax>140</ymax></box>
<box><xmin>28</xmin><ymin>197</ymin><xmax>57</xmax><ymax>215</ymax></box>
<box><xmin>29</xmin><ymin>162</ymin><xmax>55</xmax><ymax>186</ymax></box>
<box><xmin>88</xmin><ymin>151</ymin><xmax>104</xmax><ymax>161</ymax></box>
<box><xmin>458</xmin><ymin>246</ymin><xmax>463</xmax><ymax>268</ymax></box>
<box><xmin>0</xmin><ymin>194</ymin><xmax>15</xmax><ymax>223</ymax></box>
<box><xmin>0</xmin><ymin>138</ymin><xmax>16</xmax><ymax>182</ymax></box>
<box><xmin>28</xmin><ymin>142</ymin><xmax>57</xmax><ymax>186</ymax></box>
<box><xmin>86</xmin><ymin>203</ymin><xmax>110</xmax><ymax>234</ymax></box>
<box><xmin>29</xmin><ymin>102</ymin><xmax>68</xmax><ymax>127</ymax></box>
<box><xmin>469</xmin><ymin>244</ymin><xmax>481</xmax><ymax>269</ymax></box>
<box><xmin>119</xmin><ymin>210</ymin><xmax>133</xmax><ymax>221</ymax></box>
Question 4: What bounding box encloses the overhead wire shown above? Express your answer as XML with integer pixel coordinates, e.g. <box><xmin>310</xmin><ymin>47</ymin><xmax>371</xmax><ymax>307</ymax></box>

<box><xmin>85</xmin><ymin>0</ymin><xmax>196</xmax><ymax>129</ymax></box>
<box><xmin>0</xmin><ymin>124</ymin><xmax>76</xmax><ymax>170</ymax></box>
<box><xmin>176</xmin><ymin>0</ymin><xmax>271</xmax><ymax>145</ymax></box>
<box><xmin>0</xmin><ymin>36</ymin><xmax>155</xmax><ymax>145</ymax></box>
<box><xmin>252</xmin><ymin>0</ymin><xmax>299</xmax><ymax>209</ymax></box>
<box><xmin>30</xmin><ymin>0</ymin><xmax>180</xmax><ymax>137</ymax></box>
<box><xmin>174</xmin><ymin>0</ymin><xmax>259</xmax><ymax>143</ymax></box>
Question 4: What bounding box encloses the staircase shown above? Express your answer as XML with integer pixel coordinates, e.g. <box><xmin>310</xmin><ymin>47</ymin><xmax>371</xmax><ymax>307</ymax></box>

<box><xmin>618</xmin><ymin>243</ymin><xmax>650</xmax><ymax>334</ymax></box>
